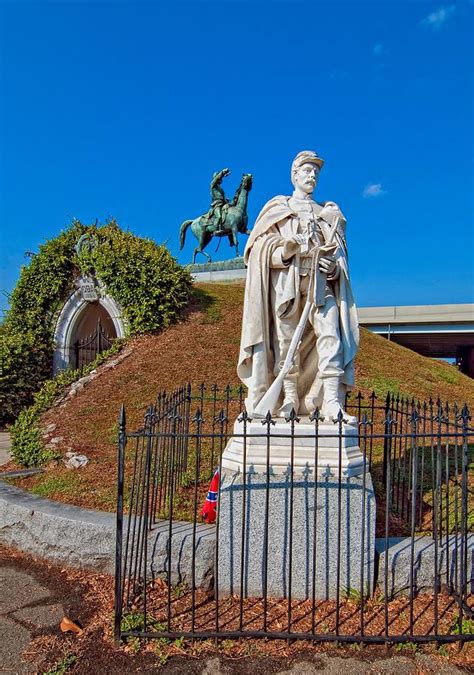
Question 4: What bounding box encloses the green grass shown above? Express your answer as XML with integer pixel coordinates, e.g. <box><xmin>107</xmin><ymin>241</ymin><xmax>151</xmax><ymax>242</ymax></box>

<box><xmin>191</xmin><ymin>287</ymin><xmax>222</xmax><ymax>323</ymax></box>
<box><xmin>120</xmin><ymin>611</ymin><xmax>166</xmax><ymax>635</ymax></box>
<box><xmin>201</xmin><ymin>303</ymin><xmax>222</xmax><ymax>324</ymax></box>
<box><xmin>30</xmin><ymin>475</ymin><xmax>78</xmax><ymax>498</ymax></box>
<box><xmin>43</xmin><ymin>654</ymin><xmax>77</xmax><ymax>675</ymax></box>
<box><xmin>395</xmin><ymin>641</ymin><xmax>418</xmax><ymax>653</ymax></box>
<box><xmin>451</xmin><ymin>616</ymin><xmax>474</xmax><ymax>635</ymax></box>
<box><xmin>27</xmin><ymin>472</ymin><xmax>117</xmax><ymax>511</ymax></box>
<box><xmin>358</xmin><ymin>375</ymin><xmax>403</xmax><ymax>400</ymax></box>
<box><xmin>343</xmin><ymin>587</ymin><xmax>364</xmax><ymax>606</ymax></box>
<box><xmin>431</xmin><ymin>362</ymin><xmax>461</xmax><ymax>385</ymax></box>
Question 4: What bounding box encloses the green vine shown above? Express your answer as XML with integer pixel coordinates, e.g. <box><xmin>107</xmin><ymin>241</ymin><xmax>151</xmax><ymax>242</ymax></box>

<box><xmin>1</xmin><ymin>219</ymin><xmax>192</xmax><ymax>425</ymax></box>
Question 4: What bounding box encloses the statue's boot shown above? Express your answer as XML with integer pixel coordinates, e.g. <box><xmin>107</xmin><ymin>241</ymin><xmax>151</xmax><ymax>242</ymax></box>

<box><xmin>320</xmin><ymin>377</ymin><xmax>357</xmax><ymax>426</ymax></box>
<box><xmin>277</xmin><ymin>377</ymin><xmax>299</xmax><ymax>418</ymax></box>
<box><xmin>304</xmin><ymin>379</ymin><xmax>322</xmax><ymax>416</ymax></box>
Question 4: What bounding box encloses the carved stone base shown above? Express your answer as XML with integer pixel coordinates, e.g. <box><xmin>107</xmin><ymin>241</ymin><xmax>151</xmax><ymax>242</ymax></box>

<box><xmin>221</xmin><ymin>417</ymin><xmax>366</xmax><ymax>478</ymax></box>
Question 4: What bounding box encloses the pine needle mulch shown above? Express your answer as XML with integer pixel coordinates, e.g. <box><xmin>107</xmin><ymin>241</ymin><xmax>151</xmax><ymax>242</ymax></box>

<box><xmin>2</xmin><ymin>544</ymin><xmax>473</xmax><ymax>674</ymax></box>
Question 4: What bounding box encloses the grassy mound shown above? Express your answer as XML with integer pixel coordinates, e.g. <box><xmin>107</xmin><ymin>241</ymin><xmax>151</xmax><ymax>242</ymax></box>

<box><xmin>7</xmin><ymin>283</ymin><xmax>474</xmax><ymax>512</ymax></box>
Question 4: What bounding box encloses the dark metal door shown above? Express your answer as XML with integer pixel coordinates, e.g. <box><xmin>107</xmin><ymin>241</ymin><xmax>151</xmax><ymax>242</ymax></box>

<box><xmin>74</xmin><ymin>319</ymin><xmax>114</xmax><ymax>370</ymax></box>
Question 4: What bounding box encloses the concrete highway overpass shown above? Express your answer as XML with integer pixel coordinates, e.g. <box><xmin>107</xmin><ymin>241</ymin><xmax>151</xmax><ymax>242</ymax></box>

<box><xmin>357</xmin><ymin>304</ymin><xmax>474</xmax><ymax>378</ymax></box>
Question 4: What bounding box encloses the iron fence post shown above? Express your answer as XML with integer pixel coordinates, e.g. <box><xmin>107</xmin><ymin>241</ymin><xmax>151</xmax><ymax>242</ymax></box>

<box><xmin>382</xmin><ymin>392</ymin><xmax>390</xmax><ymax>486</ymax></box>
<box><xmin>142</xmin><ymin>405</ymin><xmax>154</xmax><ymax>632</ymax></box>
<box><xmin>459</xmin><ymin>404</ymin><xmax>470</xmax><ymax>636</ymax></box>
<box><xmin>383</xmin><ymin>407</ymin><xmax>393</xmax><ymax>639</ymax></box>
<box><xmin>114</xmin><ymin>404</ymin><xmax>126</xmax><ymax>642</ymax></box>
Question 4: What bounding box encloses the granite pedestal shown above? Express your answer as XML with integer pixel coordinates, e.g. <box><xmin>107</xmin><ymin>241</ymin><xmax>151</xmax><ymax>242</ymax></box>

<box><xmin>218</xmin><ymin>420</ymin><xmax>376</xmax><ymax>600</ymax></box>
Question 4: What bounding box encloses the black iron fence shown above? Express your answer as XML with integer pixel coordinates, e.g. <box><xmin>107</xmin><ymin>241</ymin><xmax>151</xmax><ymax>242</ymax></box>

<box><xmin>114</xmin><ymin>384</ymin><xmax>473</xmax><ymax>645</ymax></box>
<box><xmin>74</xmin><ymin>319</ymin><xmax>114</xmax><ymax>369</ymax></box>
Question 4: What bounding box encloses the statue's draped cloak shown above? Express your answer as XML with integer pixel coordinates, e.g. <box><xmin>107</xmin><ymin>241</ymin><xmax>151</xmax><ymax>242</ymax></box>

<box><xmin>237</xmin><ymin>196</ymin><xmax>359</xmax><ymax>414</ymax></box>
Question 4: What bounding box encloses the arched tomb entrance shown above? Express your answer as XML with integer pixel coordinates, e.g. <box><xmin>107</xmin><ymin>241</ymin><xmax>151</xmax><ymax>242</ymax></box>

<box><xmin>53</xmin><ymin>276</ymin><xmax>126</xmax><ymax>374</ymax></box>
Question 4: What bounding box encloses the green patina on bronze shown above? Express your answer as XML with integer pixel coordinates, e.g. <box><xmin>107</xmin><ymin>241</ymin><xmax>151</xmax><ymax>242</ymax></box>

<box><xmin>179</xmin><ymin>168</ymin><xmax>252</xmax><ymax>263</ymax></box>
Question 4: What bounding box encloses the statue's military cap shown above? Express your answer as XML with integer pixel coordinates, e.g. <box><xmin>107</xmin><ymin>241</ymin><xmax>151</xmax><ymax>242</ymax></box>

<box><xmin>291</xmin><ymin>150</ymin><xmax>324</xmax><ymax>173</ymax></box>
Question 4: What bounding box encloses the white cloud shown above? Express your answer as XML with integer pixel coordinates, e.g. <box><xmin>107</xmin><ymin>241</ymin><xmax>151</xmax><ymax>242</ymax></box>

<box><xmin>421</xmin><ymin>4</ymin><xmax>456</xmax><ymax>29</ymax></box>
<box><xmin>363</xmin><ymin>183</ymin><xmax>387</xmax><ymax>198</ymax></box>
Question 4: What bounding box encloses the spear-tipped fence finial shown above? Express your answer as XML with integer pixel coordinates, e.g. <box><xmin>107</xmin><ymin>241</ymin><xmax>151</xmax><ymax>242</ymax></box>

<box><xmin>192</xmin><ymin>407</ymin><xmax>204</xmax><ymax>425</ymax></box>
<box><xmin>461</xmin><ymin>403</ymin><xmax>471</xmax><ymax>428</ymax></box>
<box><xmin>309</xmin><ymin>407</ymin><xmax>321</xmax><ymax>423</ymax></box>
<box><xmin>238</xmin><ymin>409</ymin><xmax>251</xmax><ymax>424</ymax></box>
<box><xmin>262</xmin><ymin>409</ymin><xmax>275</xmax><ymax>426</ymax></box>
<box><xmin>286</xmin><ymin>407</ymin><xmax>300</xmax><ymax>424</ymax></box>
<box><xmin>215</xmin><ymin>408</ymin><xmax>227</xmax><ymax>425</ymax></box>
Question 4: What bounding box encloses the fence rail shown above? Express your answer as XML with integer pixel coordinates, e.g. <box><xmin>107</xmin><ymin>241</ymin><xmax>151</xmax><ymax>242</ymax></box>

<box><xmin>114</xmin><ymin>384</ymin><xmax>473</xmax><ymax>645</ymax></box>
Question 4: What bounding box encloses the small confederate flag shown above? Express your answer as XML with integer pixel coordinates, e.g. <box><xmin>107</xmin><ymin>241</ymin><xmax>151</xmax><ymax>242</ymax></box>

<box><xmin>201</xmin><ymin>469</ymin><xmax>219</xmax><ymax>524</ymax></box>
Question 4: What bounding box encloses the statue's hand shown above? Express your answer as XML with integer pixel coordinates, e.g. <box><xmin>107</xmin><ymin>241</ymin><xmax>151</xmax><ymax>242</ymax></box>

<box><xmin>318</xmin><ymin>201</ymin><xmax>342</xmax><ymax>226</ymax></box>
<box><xmin>290</xmin><ymin>233</ymin><xmax>307</xmax><ymax>246</ymax></box>
<box><xmin>222</xmin><ymin>168</ymin><xmax>231</xmax><ymax>177</ymax></box>
<box><xmin>319</xmin><ymin>255</ymin><xmax>337</xmax><ymax>276</ymax></box>
<box><xmin>281</xmin><ymin>234</ymin><xmax>304</xmax><ymax>261</ymax></box>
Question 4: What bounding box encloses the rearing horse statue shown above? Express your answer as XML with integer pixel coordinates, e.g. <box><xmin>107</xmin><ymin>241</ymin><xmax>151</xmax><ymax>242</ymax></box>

<box><xmin>180</xmin><ymin>170</ymin><xmax>253</xmax><ymax>263</ymax></box>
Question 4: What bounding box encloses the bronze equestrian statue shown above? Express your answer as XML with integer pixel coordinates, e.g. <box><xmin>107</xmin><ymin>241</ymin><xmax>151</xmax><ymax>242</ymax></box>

<box><xmin>180</xmin><ymin>169</ymin><xmax>253</xmax><ymax>263</ymax></box>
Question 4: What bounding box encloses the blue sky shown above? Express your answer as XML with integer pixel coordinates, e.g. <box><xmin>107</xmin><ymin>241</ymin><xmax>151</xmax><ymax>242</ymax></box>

<box><xmin>1</xmin><ymin>0</ymin><xmax>473</xmax><ymax>315</ymax></box>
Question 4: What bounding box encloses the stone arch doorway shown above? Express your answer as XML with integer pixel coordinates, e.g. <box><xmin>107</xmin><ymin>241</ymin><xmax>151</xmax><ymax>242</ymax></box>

<box><xmin>72</xmin><ymin>303</ymin><xmax>117</xmax><ymax>370</ymax></box>
<box><xmin>53</xmin><ymin>284</ymin><xmax>126</xmax><ymax>374</ymax></box>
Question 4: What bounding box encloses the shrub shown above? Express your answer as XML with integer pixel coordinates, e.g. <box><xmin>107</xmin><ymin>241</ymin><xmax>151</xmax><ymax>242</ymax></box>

<box><xmin>10</xmin><ymin>341</ymin><xmax>123</xmax><ymax>466</ymax></box>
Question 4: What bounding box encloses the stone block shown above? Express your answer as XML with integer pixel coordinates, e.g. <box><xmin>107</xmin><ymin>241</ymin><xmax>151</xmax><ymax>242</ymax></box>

<box><xmin>221</xmin><ymin>418</ymin><xmax>366</xmax><ymax>477</ymax></box>
<box><xmin>148</xmin><ymin>520</ymin><xmax>215</xmax><ymax>590</ymax></box>
<box><xmin>218</xmin><ymin>469</ymin><xmax>376</xmax><ymax>600</ymax></box>
<box><xmin>376</xmin><ymin>534</ymin><xmax>474</xmax><ymax>597</ymax></box>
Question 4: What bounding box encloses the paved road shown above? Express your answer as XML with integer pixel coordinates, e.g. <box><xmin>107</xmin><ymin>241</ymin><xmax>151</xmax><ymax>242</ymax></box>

<box><xmin>0</xmin><ymin>565</ymin><xmax>64</xmax><ymax>673</ymax></box>
<box><xmin>0</xmin><ymin>432</ymin><xmax>11</xmax><ymax>467</ymax></box>
<box><xmin>188</xmin><ymin>655</ymin><xmax>468</xmax><ymax>674</ymax></box>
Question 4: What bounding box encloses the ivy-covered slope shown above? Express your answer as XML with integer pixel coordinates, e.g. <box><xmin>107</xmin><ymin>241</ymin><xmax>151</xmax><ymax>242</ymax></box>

<box><xmin>0</xmin><ymin>220</ymin><xmax>192</xmax><ymax>424</ymax></box>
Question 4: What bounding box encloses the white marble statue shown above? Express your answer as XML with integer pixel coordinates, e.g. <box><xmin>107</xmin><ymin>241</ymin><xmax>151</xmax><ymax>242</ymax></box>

<box><xmin>237</xmin><ymin>150</ymin><xmax>359</xmax><ymax>422</ymax></box>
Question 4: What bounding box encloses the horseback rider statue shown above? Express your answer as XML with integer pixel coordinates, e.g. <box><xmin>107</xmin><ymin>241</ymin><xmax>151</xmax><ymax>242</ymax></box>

<box><xmin>208</xmin><ymin>167</ymin><xmax>231</xmax><ymax>234</ymax></box>
<box><xmin>180</xmin><ymin>168</ymin><xmax>253</xmax><ymax>263</ymax></box>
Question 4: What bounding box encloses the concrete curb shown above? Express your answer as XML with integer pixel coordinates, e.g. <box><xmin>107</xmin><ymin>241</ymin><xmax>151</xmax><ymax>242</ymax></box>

<box><xmin>0</xmin><ymin>481</ymin><xmax>215</xmax><ymax>586</ymax></box>
<box><xmin>0</xmin><ymin>481</ymin><xmax>118</xmax><ymax>573</ymax></box>
<box><xmin>192</xmin><ymin>268</ymin><xmax>246</xmax><ymax>283</ymax></box>
<box><xmin>0</xmin><ymin>468</ymin><xmax>44</xmax><ymax>478</ymax></box>
<box><xmin>1</xmin><ymin>480</ymin><xmax>471</xmax><ymax>597</ymax></box>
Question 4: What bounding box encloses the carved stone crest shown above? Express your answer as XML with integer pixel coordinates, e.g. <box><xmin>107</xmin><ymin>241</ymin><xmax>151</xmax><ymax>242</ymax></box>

<box><xmin>76</xmin><ymin>276</ymin><xmax>99</xmax><ymax>303</ymax></box>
